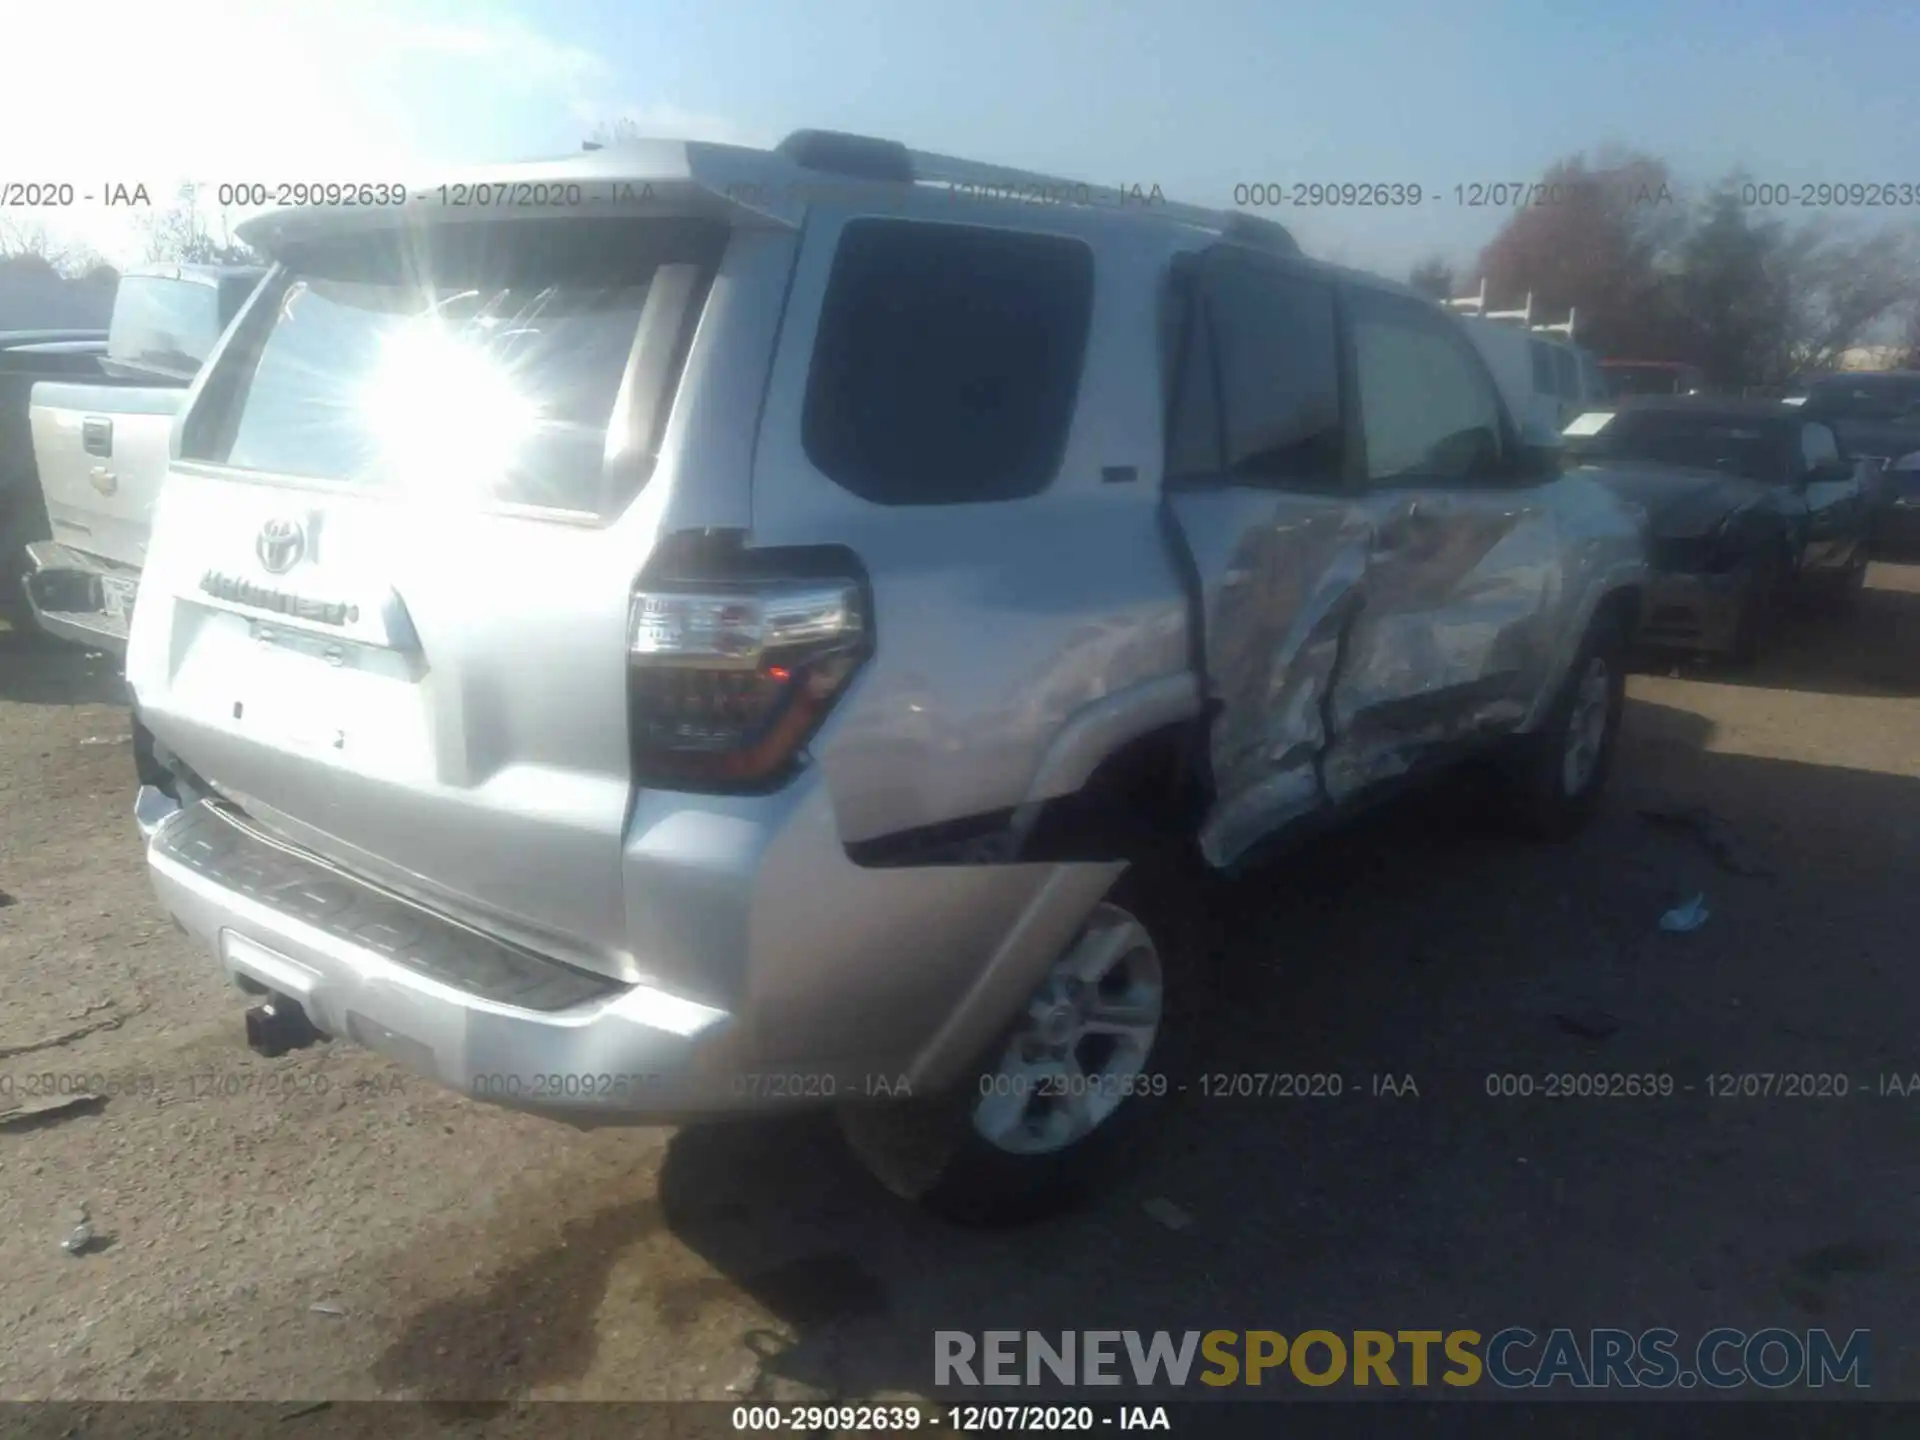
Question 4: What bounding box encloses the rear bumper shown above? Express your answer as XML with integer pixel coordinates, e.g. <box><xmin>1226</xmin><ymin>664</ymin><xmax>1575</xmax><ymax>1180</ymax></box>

<box><xmin>142</xmin><ymin>784</ymin><xmax>1122</xmax><ymax>1123</ymax></box>
<box><xmin>22</xmin><ymin>539</ymin><xmax>132</xmax><ymax>653</ymax></box>
<box><xmin>1634</xmin><ymin>568</ymin><xmax>1748</xmax><ymax>655</ymax></box>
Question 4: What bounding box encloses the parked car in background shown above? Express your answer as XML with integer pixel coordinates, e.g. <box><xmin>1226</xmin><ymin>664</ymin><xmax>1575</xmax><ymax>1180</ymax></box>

<box><xmin>1</xmin><ymin>329</ymin><xmax>111</xmax><ymax>627</ymax></box>
<box><xmin>126</xmin><ymin>130</ymin><xmax>1648</xmax><ymax>1224</ymax></box>
<box><xmin>20</xmin><ymin>263</ymin><xmax>264</xmax><ymax>652</ymax></box>
<box><xmin>1875</xmin><ymin>452</ymin><xmax>1920</xmax><ymax>554</ymax></box>
<box><xmin>1786</xmin><ymin>371</ymin><xmax>1920</xmax><ymax>553</ymax></box>
<box><xmin>1444</xmin><ymin>283</ymin><xmax>1608</xmax><ymax>433</ymax></box>
<box><xmin>1601</xmin><ymin>360</ymin><xmax>1706</xmax><ymax>398</ymax></box>
<box><xmin>1566</xmin><ymin>397</ymin><xmax>1871</xmax><ymax>663</ymax></box>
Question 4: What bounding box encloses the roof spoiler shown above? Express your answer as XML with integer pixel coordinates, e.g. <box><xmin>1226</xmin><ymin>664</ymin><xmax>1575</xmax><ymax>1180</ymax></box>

<box><xmin>235</xmin><ymin>141</ymin><xmax>828</xmax><ymax>254</ymax></box>
<box><xmin>776</xmin><ymin>128</ymin><xmax>1301</xmax><ymax>255</ymax></box>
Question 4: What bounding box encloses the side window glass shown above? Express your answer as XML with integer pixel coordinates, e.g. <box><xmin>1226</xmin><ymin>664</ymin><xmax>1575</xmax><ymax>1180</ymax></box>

<box><xmin>1201</xmin><ymin>255</ymin><xmax>1343</xmax><ymax>483</ymax></box>
<box><xmin>1552</xmin><ymin>346</ymin><xmax>1578</xmax><ymax>402</ymax></box>
<box><xmin>1800</xmin><ymin>423</ymin><xmax>1840</xmax><ymax>471</ymax></box>
<box><xmin>802</xmin><ymin>219</ymin><xmax>1095</xmax><ymax>505</ymax></box>
<box><xmin>1351</xmin><ymin>291</ymin><xmax>1507</xmax><ymax>485</ymax></box>
<box><xmin>1580</xmin><ymin>352</ymin><xmax>1605</xmax><ymax>401</ymax></box>
<box><xmin>1530</xmin><ymin>340</ymin><xmax>1556</xmax><ymax>396</ymax></box>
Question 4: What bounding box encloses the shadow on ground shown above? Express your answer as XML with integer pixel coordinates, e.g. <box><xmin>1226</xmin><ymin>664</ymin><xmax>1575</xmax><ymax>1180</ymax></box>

<box><xmin>0</xmin><ymin>623</ymin><xmax>125</xmax><ymax>706</ymax></box>
<box><xmin>1636</xmin><ymin>560</ymin><xmax>1920</xmax><ymax>699</ymax></box>
<box><xmin>641</xmin><ymin>696</ymin><xmax>1920</xmax><ymax>1404</ymax></box>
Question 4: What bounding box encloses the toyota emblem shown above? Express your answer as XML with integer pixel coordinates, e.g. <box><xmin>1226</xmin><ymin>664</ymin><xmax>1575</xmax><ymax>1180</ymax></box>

<box><xmin>256</xmin><ymin>517</ymin><xmax>308</xmax><ymax>574</ymax></box>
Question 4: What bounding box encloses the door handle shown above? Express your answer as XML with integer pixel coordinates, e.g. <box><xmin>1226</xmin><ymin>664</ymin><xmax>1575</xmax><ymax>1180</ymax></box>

<box><xmin>89</xmin><ymin>465</ymin><xmax>118</xmax><ymax>495</ymax></box>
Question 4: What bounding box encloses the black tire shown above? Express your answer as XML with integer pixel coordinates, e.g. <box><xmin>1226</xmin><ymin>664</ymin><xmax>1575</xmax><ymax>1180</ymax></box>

<box><xmin>836</xmin><ymin>862</ymin><xmax>1196</xmax><ymax>1227</ymax></box>
<box><xmin>1498</xmin><ymin>610</ymin><xmax>1627</xmax><ymax>840</ymax></box>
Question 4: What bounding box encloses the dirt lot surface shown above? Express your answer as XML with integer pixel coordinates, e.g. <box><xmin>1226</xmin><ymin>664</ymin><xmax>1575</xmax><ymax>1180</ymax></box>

<box><xmin>3</xmin><ymin>564</ymin><xmax>1919</xmax><ymax>1427</ymax></box>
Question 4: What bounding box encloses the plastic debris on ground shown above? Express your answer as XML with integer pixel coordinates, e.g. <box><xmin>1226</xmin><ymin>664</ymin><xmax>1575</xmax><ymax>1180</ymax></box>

<box><xmin>61</xmin><ymin>1204</ymin><xmax>96</xmax><ymax>1257</ymax></box>
<box><xmin>1659</xmin><ymin>893</ymin><xmax>1711</xmax><ymax>933</ymax></box>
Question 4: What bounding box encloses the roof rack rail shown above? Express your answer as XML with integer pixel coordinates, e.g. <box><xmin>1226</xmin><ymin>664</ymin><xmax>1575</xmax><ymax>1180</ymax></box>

<box><xmin>1445</xmin><ymin>278</ymin><xmax>1489</xmax><ymax>314</ymax></box>
<box><xmin>1532</xmin><ymin>307</ymin><xmax>1576</xmax><ymax>342</ymax></box>
<box><xmin>1486</xmin><ymin>291</ymin><xmax>1535</xmax><ymax>327</ymax></box>
<box><xmin>773</xmin><ymin>128</ymin><xmax>1300</xmax><ymax>255</ymax></box>
<box><xmin>1446</xmin><ymin>279</ymin><xmax>1577</xmax><ymax>342</ymax></box>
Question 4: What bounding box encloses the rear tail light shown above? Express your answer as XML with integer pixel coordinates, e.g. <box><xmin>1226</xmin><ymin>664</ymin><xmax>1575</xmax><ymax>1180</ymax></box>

<box><xmin>627</xmin><ymin>568</ymin><xmax>871</xmax><ymax>790</ymax></box>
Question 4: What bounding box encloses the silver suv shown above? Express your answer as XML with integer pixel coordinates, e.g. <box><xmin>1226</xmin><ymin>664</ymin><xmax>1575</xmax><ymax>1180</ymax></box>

<box><xmin>127</xmin><ymin>131</ymin><xmax>1647</xmax><ymax>1223</ymax></box>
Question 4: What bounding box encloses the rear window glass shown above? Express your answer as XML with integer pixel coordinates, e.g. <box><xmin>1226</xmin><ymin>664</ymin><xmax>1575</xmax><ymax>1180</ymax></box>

<box><xmin>182</xmin><ymin>219</ymin><xmax>724</xmax><ymax>515</ymax></box>
<box><xmin>107</xmin><ymin>276</ymin><xmax>223</xmax><ymax>379</ymax></box>
<box><xmin>801</xmin><ymin>219</ymin><xmax>1094</xmax><ymax>505</ymax></box>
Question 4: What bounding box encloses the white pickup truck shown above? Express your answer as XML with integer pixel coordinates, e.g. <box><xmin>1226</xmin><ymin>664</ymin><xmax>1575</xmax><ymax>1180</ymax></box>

<box><xmin>22</xmin><ymin>263</ymin><xmax>264</xmax><ymax>652</ymax></box>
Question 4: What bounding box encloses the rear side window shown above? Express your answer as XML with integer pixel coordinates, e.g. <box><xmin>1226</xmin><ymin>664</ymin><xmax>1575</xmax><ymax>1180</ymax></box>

<box><xmin>1552</xmin><ymin>346</ymin><xmax>1578</xmax><ymax>401</ymax></box>
<box><xmin>1580</xmin><ymin>351</ymin><xmax>1605</xmax><ymax>400</ymax></box>
<box><xmin>181</xmin><ymin>219</ymin><xmax>723</xmax><ymax>516</ymax></box>
<box><xmin>801</xmin><ymin>220</ymin><xmax>1094</xmax><ymax>505</ymax></box>
<box><xmin>1530</xmin><ymin>340</ymin><xmax>1557</xmax><ymax>396</ymax></box>
<box><xmin>106</xmin><ymin>276</ymin><xmax>223</xmax><ymax>380</ymax></box>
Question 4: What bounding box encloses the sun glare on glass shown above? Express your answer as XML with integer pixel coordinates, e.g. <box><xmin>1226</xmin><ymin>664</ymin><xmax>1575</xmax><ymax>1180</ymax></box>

<box><xmin>359</xmin><ymin>317</ymin><xmax>540</xmax><ymax>496</ymax></box>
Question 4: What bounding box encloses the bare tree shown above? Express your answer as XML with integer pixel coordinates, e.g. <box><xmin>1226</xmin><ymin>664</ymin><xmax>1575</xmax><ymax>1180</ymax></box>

<box><xmin>585</xmin><ymin>116</ymin><xmax>648</xmax><ymax>149</ymax></box>
<box><xmin>1476</xmin><ymin>150</ymin><xmax>1688</xmax><ymax>361</ymax></box>
<box><xmin>1776</xmin><ymin>222</ymin><xmax>1917</xmax><ymax>376</ymax></box>
<box><xmin>0</xmin><ymin>217</ymin><xmax>82</xmax><ymax>274</ymax></box>
<box><xmin>1895</xmin><ymin>304</ymin><xmax>1920</xmax><ymax>371</ymax></box>
<box><xmin>1408</xmin><ymin>256</ymin><xmax>1458</xmax><ymax>302</ymax></box>
<box><xmin>139</xmin><ymin>183</ymin><xmax>259</xmax><ymax>265</ymax></box>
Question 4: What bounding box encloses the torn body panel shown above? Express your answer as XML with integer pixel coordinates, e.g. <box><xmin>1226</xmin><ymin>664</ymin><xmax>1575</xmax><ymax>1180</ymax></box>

<box><xmin>1322</xmin><ymin>487</ymin><xmax>1559</xmax><ymax>802</ymax></box>
<box><xmin>1166</xmin><ymin>488</ymin><xmax>1369</xmax><ymax>867</ymax></box>
<box><xmin>1175</xmin><ymin>474</ymin><xmax>1646</xmax><ymax>871</ymax></box>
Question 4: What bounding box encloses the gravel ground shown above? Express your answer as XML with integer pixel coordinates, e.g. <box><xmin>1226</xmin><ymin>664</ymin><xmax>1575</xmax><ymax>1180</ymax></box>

<box><xmin>2</xmin><ymin>562</ymin><xmax>1918</xmax><ymax>1423</ymax></box>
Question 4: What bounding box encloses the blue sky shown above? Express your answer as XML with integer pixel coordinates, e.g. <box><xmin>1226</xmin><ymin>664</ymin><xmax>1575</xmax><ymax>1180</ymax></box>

<box><xmin>7</xmin><ymin>0</ymin><xmax>1917</xmax><ymax>275</ymax></box>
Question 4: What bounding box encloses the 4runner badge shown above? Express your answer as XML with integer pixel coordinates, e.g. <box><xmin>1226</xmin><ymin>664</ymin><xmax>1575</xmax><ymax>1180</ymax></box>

<box><xmin>256</xmin><ymin>517</ymin><xmax>307</xmax><ymax>574</ymax></box>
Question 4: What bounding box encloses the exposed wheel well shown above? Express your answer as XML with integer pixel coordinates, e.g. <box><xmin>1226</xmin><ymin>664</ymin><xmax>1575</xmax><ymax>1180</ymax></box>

<box><xmin>1019</xmin><ymin>719</ymin><xmax>1213</xmax><ymax>864</ymax></box>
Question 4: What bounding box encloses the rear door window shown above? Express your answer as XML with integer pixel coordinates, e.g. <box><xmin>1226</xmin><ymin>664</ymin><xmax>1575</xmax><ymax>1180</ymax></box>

<box><xmin>801</xmin><ymin>219</ymin><xmax>1095</xmax><ymax>505</ymax></box>
<box><xmin>181</xmin><ymin>218</ymin><xmax>724</xmax><ymax>516</ymax></box>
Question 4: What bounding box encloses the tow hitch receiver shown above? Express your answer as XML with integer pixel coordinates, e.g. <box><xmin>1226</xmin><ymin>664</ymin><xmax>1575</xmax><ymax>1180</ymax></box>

<box><xmin>244</xmin><ymin>996</ymin><xmax>324</xmax><ymax>1057</ymax></box>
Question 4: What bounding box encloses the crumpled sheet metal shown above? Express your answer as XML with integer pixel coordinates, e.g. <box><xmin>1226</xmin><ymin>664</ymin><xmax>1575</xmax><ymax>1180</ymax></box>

<box><xmin>1177</xmin><ymin>482</ymin><xmax>1618</xmax><ymax>871</ymax></box>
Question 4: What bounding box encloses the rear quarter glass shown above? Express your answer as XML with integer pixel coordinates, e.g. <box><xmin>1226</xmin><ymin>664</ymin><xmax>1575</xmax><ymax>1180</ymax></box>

<box><xmin>798</xmin><ymin>218</ymin><xmax>1095</xmax><ymax>506</ymax></box>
